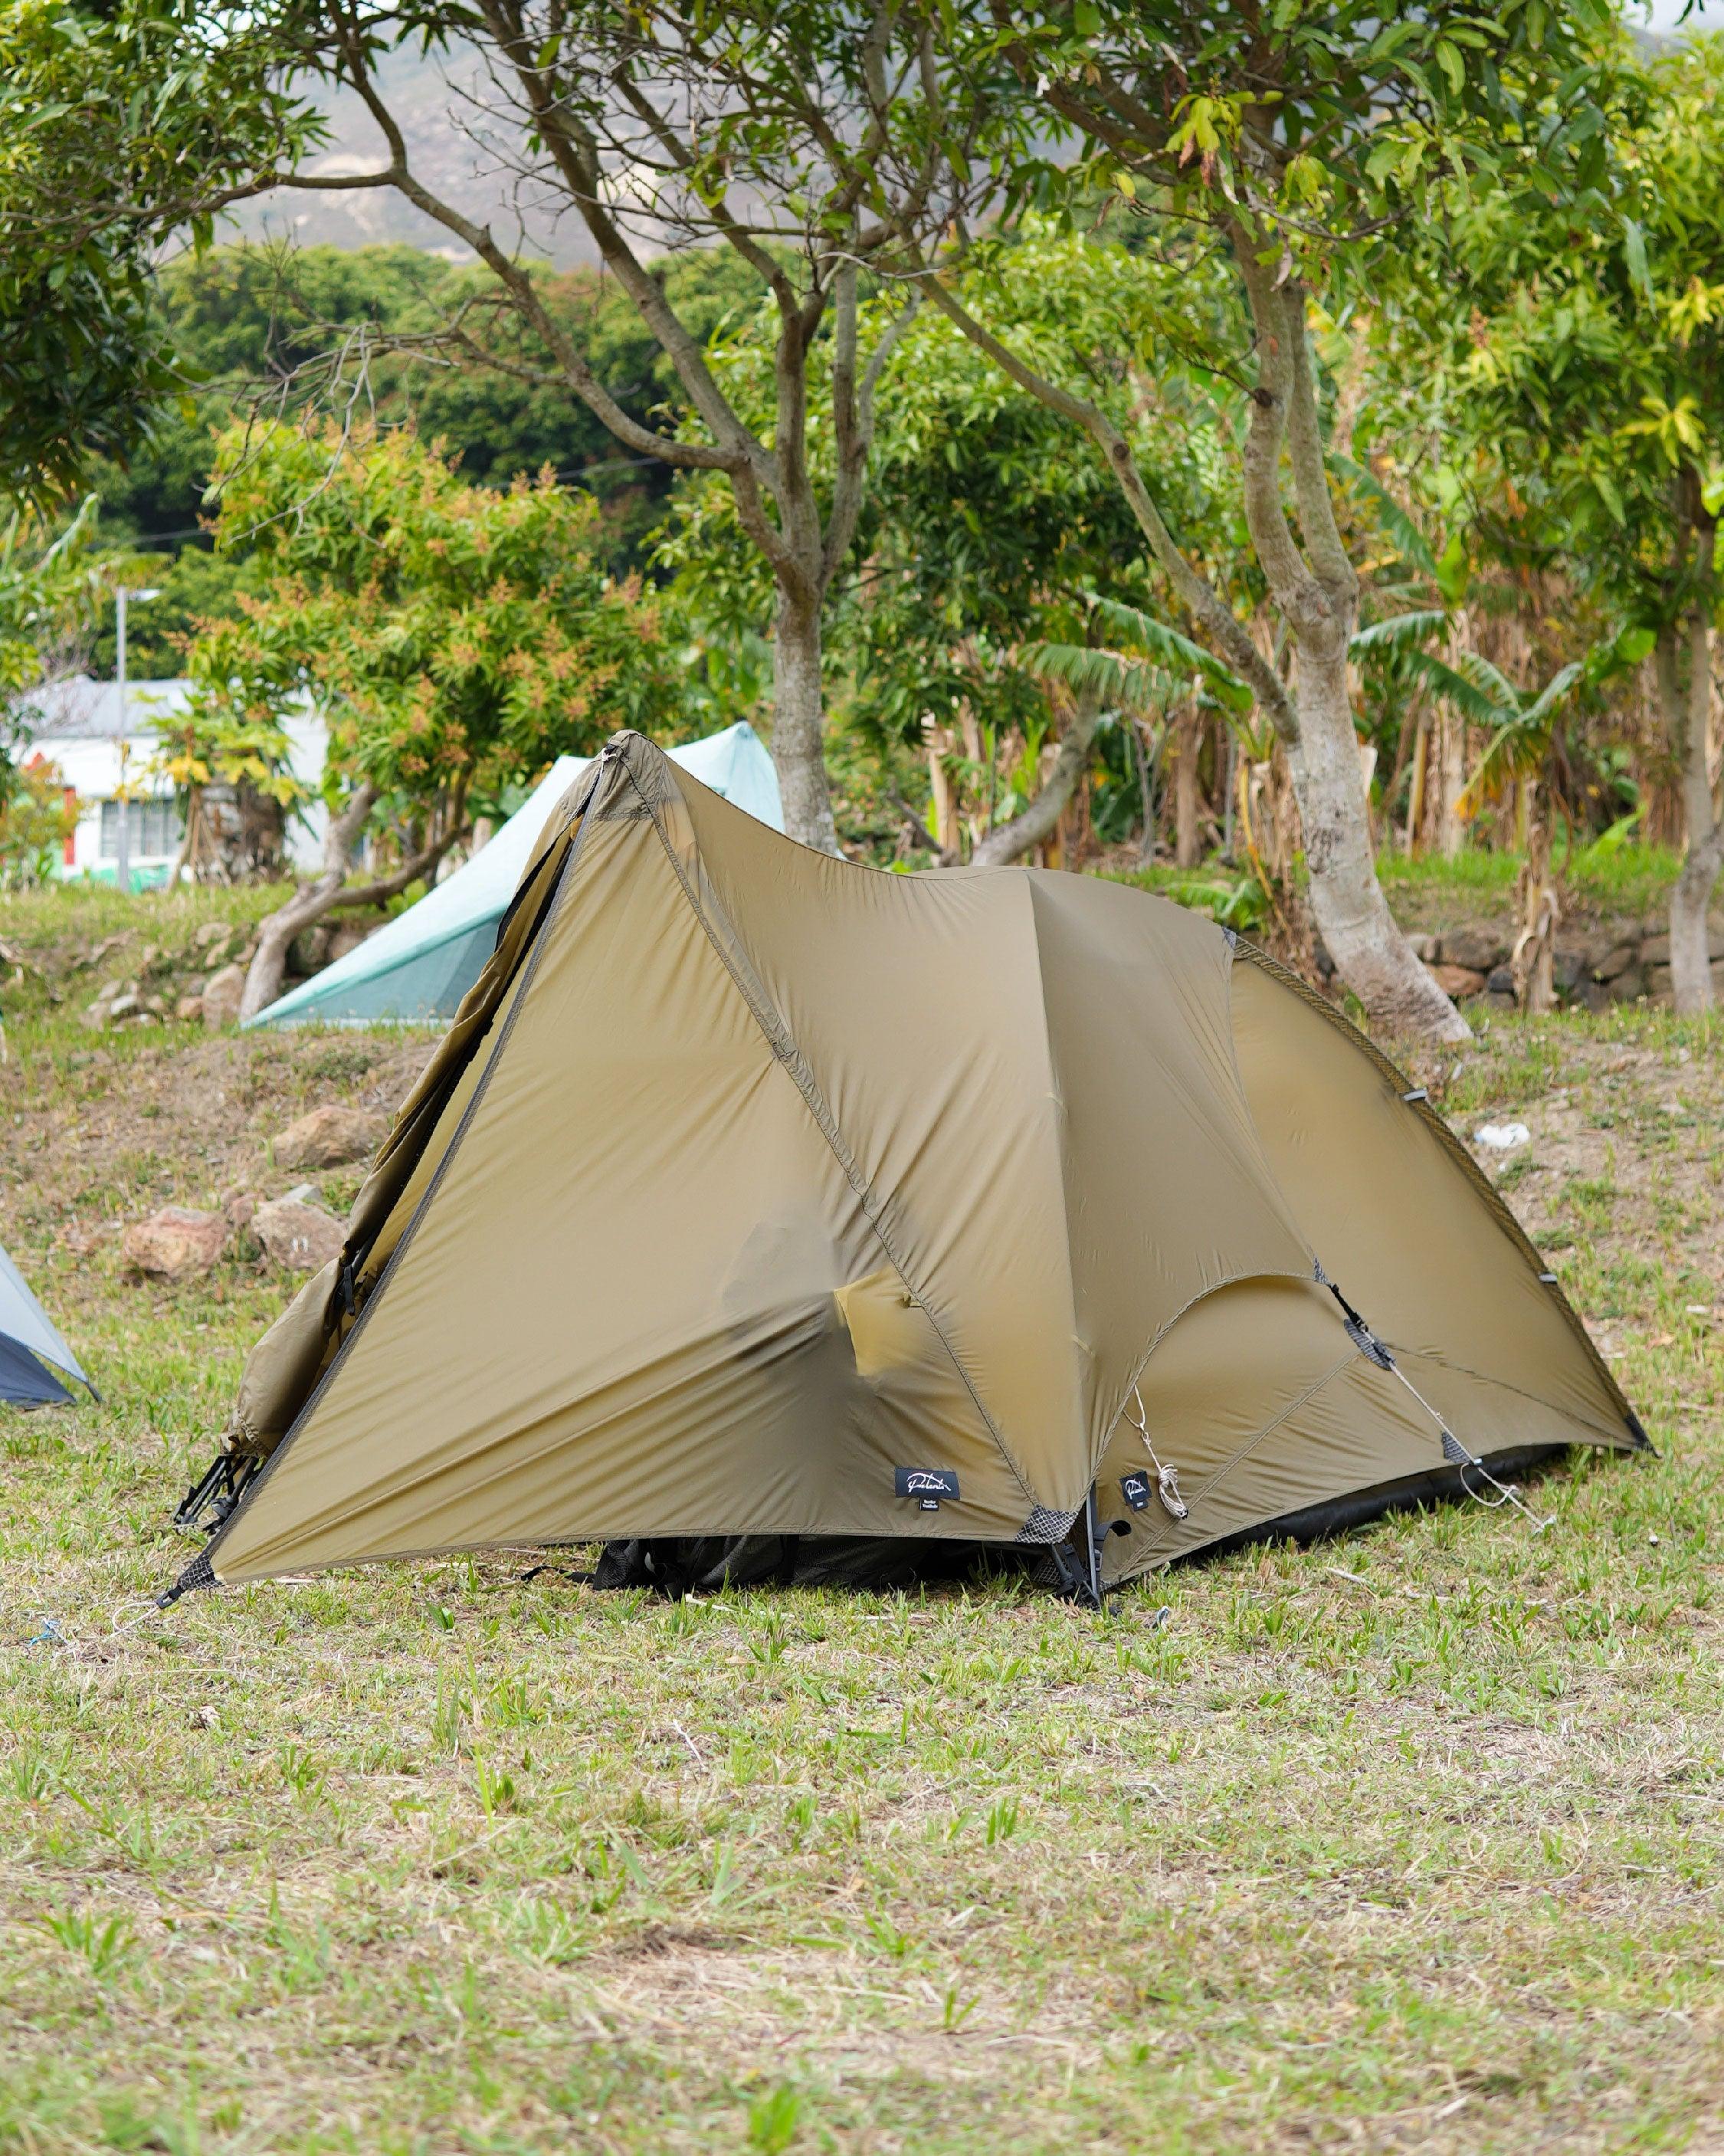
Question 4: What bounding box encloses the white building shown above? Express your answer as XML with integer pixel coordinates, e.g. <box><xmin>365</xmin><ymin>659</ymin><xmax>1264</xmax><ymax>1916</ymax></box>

<box><xmin>11</xmin><ymin>675</ymin><xmax>329</xmax><ymax>888</ymax></box>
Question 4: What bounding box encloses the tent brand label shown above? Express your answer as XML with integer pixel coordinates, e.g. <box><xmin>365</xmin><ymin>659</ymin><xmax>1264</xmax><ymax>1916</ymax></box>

<box><xmin>1120</xmin><ymin>1472</ymin><xmax>1152</xmax><ymax>1512</ymax></box>
<box><xmin>895</xmin><ymin>1467</ymin><xmax>959</xmax><ymax>1510</ymax></box>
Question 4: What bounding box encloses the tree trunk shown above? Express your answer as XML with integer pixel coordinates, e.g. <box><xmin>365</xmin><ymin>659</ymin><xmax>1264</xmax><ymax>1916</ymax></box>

<box><xmin>1173</xmin><ymin>703</ymin><xmax>1204</xmax><ymax>867</ymax></box>
<box><xmin>914</xmin><ymin>241</ymin><xmax>1463</xmax><ymax>1035</ymax></box>
<box><xmin>1404</xmin><ymin>711</ymin><xmax>1430</xmax><ymax>855</ymax></box>
<box><xmin>1134</xmin><ymin>717</ymin><xmax>1159</xmax><ymax>864</ymax></box>
<box><xmin>1437</xmin><ymin>701</ymin><xmax>1467</xmax><ymax>859</ymax></box>
<box><xmin>971</xmin><ymin>687</ymin><xmax>1103</xmax><ymax>868</ymax></box>
<box><xmin>1225</xmin><ymin>261</ymin><xmax>1466</xmax><ymax>1042</ymax></box>
<box><xmin>926</xmin><ymin>724</ymin><xmax>960</xmax><ymax>855</ymax></box>
<box><xmin>164</xmin><ymin>788</ymin><xmax>201</xmax><ymax>890</ymax></box>
<box><xmin>771</xmin><ymin>588</ymin><xmax>840</xmax><ymax>855</ymax></box>
<box><xmin>1511</xmin><ymin>792</ymin><xmax>1558</xmax><ymax>1015</ymax></box>
<box><xmin>188</xmin><ymin>782</ymin><xmax>287</xmax><ymax>884</ymax></box>
<box><xmin>1662</xmin><ymin>603</ymin><xmax>1723</xmax><ymax>1014</ymax></box>
<box><xmin>1290</xmin><ymin>632</ymin><xmax>1472</xmax><ymax>1040</ymax></box>
<box><xmin>238</xmin><ymin>784</ymin><xmax>379</xmax><ymax>1022</ymax></box>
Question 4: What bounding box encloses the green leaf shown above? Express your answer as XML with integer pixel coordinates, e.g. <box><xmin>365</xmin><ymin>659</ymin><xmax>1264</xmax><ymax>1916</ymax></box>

<box><xmin>1435</xmin><ymin>533</ymin><xmax>1470</xmax><ymax>607</ymax></box>
<box><xmin>1434</xmin><ymin>38</ymin><xmax>1464</xmax><ymax>96</ymax></box>
<box><xmin>1084</xmin><ymin>596</ymin><xmax>1254</xmax><ymax>710</ymax></box>
<box><xmin>1329</xmin><ymin>454</ymin><xmax>1439</xmax><ymax>581</ymax></box>
<box><xmin>1402</xmin><ymin>652</ymin><xmax>1504</xmax><ymax>727</ymax></box>
<box><xmin>1020</xmin><ymin>642</ymin><xmax>1178</xmax><ymax>714</ymax></box>
<box><xmin>1621</xmin><ymin>216</ymin><xmax>1653</xmax><ymax>305</ymax></box>
<box><xmin>1349</xmin><ymin>609</ymin><xmax>1448</xmax><ymax>657</ymax></box>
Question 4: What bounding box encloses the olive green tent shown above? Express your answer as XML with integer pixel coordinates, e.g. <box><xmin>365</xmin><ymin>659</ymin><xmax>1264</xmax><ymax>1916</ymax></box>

<box><xmin>168</xmin><ymin>732</ymin><xmax>1646</xmax><ymax>1604</ymax></box>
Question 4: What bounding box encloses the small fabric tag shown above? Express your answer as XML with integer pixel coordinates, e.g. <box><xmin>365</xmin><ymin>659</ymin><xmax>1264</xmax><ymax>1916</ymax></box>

<box><xmin>895</xmin><ymin>1468</ymin><xmax>959</xmax><ymax>1510</ymax></box>
<box><xmin>1120</xmin><ymin>1471</ymin><xmax>1152</xmax><ymax>1512</ymax></box>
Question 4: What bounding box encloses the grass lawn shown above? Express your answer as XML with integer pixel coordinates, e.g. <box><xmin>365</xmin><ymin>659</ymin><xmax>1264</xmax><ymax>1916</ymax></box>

<box><xmin>0</xmin><ymin>881</ymin><xmax>1720</xmax><ymax>2153</ymax></box>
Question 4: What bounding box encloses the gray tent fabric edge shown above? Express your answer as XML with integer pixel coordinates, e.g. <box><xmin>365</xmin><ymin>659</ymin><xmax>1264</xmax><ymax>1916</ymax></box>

<box><xmin>0</xmin><ymin>1239</ymin><xmax>90</xmax><ymax>1400</ymax></box>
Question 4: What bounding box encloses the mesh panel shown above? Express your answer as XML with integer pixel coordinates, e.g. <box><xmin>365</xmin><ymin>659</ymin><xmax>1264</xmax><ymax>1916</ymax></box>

<box><xmin>1015</xmin><ymin>1504</ymin><xmax>1080</xmax><ymax>1544</ymax></box>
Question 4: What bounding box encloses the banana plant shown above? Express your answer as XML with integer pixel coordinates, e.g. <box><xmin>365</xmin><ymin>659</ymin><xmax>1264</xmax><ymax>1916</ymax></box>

<box><xmin>1350</xmin><ymin>622</ymin><xmax>1584</xmax><ymax>819</ymax></box>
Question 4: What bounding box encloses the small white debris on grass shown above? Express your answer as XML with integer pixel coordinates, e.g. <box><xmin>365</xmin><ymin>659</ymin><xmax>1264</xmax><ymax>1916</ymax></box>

<box><xmin>1474</xmin><ymin>1122</ymin><xmax>1532</xmax><ymax>1150</ymax></box>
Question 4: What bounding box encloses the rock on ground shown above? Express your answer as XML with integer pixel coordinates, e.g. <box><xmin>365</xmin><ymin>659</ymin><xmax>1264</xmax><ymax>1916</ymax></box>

<box><xmin>326</xmin><ymin>919</ymin><xmax>381</xmax><ymax>964</ymax></box>
<box><xmin>201</xmin><ymin>963</ymin><xmax>247</xmax><ymax>1029</ymax></box>
<box><xmin>123</xmin><ymin>1207</ymin><xmax>230</xmax><ymax>1281</ymax></box>
<box><xmin>273</xmin><ymin>1103</ymin><xmax>388</xmax><ymax>1171</ymax></box>
<box><xmin>253</xmin><ymin>1196</ymin><xmax>345</xmax><ymax>1273</ymax></box>
<box><xmin>1428</xmin><ymin>962</ymin><xmax>1486</xmax><ymax>999</ymax></box>
<box><xmin>1433</xmin><ymin>924</ymin><xmax>1508</xmax><ymax>973</ymax></box>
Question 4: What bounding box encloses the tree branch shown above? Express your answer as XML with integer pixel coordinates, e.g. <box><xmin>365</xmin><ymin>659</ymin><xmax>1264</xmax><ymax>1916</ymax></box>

<box><xmin>238</xmin><ymin>779</ymin><xmax>378</xmax><ymax>1022</ymax></box>
<box><xmin>1280</xmin><ymin>280</ymin><xmax>1359</xmax><ymax>609</ymax></box>
<box><xmin>913</xmin><ymin>266</ymin><xmax>1296</xmax><ymax>740</ymax></box>
<box><xmin>329</xmin><ymin>821</ymin><xmax>468</xmax><ymax>910</ymax></box>
<box><xmin>822</xmin><ymin>286</ymin><xmax>919</xmax><ymax>587</ymax></box>
<box><xmin>971</xmin><ymin>684</ymin><xmax>1103</xmax><ymax>866</ymax></box>
<box><xmin>323</xmin><ymin>14</ymin><xmax>743</xmax><ymax>477</ymax></box>
<box><xmin>1232</xmin><ymin>237</ymin><xmax>1333</xmax><ymax>643</ymax></box>
<box><xmin>474</xmin><ymin>11</ymin><xmax>777</xmax><ymax>472</ymax></box>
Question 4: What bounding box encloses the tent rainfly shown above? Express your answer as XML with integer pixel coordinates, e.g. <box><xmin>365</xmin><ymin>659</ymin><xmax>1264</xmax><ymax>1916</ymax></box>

<box><xmin>169</xmin><ymin>733</ymin><xmax>1648</xmax><ymax>1606</ymax></box>
<box><xmin>247</xmin><ymin>722</ymin><xmax>782</xmax><ymax>1029</ymax></box>
<box><xmin>1</xmin><ymin>1241</ymin><xmax>91</xmax><ymax>1407</ymax></box>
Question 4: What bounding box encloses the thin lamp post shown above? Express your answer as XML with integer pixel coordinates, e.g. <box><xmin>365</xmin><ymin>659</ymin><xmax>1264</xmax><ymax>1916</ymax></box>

<box><xmin>113</xmin><ymin>585</ymin><xmax>162</xmax><ymax>893</ymax></box>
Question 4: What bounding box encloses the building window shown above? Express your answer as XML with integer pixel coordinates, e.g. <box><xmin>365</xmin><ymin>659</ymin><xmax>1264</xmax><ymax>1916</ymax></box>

<box><xmin>98</xmin><ymin>796</ymin><xmax>183</xmax><ymax>860</ymax></box>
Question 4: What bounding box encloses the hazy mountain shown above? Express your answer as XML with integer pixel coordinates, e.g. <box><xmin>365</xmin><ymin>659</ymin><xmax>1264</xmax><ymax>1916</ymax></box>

<box><xmin>221</xmin><ymin>48</ymin><xmax>603</xmax><ymax>271</ymax></box>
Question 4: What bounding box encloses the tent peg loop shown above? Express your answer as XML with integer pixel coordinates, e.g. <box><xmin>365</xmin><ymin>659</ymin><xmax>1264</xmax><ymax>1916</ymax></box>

<box><xmin>1440</xmin><ymin>1428</ymin><xmax>1555</xmax><ymax>1531</ymax></box>
<box><xmin>156</xmin><ymin>1545</ymin><xmax>218</xmax><ymax>1611</ymax></box>
<box><xmin>1319</xmin><ymin>1262</ymin><xmax>1555</xmax><ymax>1534</ymax></box>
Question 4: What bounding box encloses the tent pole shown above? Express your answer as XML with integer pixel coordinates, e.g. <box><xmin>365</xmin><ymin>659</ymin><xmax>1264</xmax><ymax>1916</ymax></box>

<box><xmin>1083</xmin><ymin>1484</ymin><xmax>1102</xmax><ymax>1609</ymax></box>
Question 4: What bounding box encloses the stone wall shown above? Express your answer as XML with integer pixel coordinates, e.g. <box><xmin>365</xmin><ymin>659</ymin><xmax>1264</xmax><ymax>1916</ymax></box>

<box><xmin>1313</xmin><ymin>917</ymin><xmax>1724</xmax><ymax>1013</ymax></box>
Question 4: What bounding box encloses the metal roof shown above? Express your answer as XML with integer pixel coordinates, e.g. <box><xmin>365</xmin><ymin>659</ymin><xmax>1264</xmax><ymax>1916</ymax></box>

<box><xmin>9</xmin><ymin>674</ymin><xmax>194</xmax><ymax>742</ymax></box>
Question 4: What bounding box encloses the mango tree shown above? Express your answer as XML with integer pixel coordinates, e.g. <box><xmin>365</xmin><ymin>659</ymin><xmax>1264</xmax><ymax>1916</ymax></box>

<box><xmin>885</xmin><ymin>0</ymin><xmax>1627</xmax><ymax>1039</ymax></box>
<box><xmin>656</xmin><ymin>224</ymin><xmax>1239</xmax><ymax>862</ymax></box>
<box><xmin>186</xmin><ymin>424</ymin><xmax>680</xmax><ymax>1017</ymax></box>
<box><xmin>1388</xmin><ymin>33</ymin><xmax>1724</xmax><ymax>1012</ymax></box>
<box><xmin>0</xmin><ymin>0</ymin><xmax>310</xmax><ymax>510</ymax></box>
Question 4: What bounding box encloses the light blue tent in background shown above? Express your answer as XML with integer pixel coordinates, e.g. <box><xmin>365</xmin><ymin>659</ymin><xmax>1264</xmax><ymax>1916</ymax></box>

<box><xmin>249</xmin><ymin>723</ymin><xmax>782</xmax><ymax>1029</ymax></box>
<box><xmin>0</xmin><ymin>1240</ymin><xmax>91</xmax><ymax>1406</ymax></box>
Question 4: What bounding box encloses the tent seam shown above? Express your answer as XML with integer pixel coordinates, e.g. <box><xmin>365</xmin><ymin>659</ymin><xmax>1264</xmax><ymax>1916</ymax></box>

<box><xmin>626</xmin><ymin>755</ymin><xmax>1043</xmax><ymax>1514</ymax></box>
<box><xmin>1387</xmin><ymin>1346</ymin><xmax>1635</xmax><ymax>1451</ymax></box>
<box><xmin>1109</xmin><ymin>1264</ymin><xmax>1326</xmax><ymax>1470</ymax></box>
<box><xmin>1020</xmin><ymin>876</ymin><xmax>1110</xmax><ymax>1491</ymax></box>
